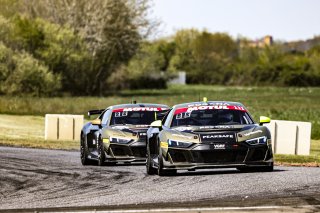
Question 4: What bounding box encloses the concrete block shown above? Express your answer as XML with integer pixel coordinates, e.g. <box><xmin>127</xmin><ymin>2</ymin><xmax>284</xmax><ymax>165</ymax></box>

<box><xmin>266</xmin><ymin>120</ymin><xmax>311</xmax><ymax>155</ymax></box>
<box><xmin>73</xmin><ymin>115</ymin><xmax>84</xmax><ymax>141</ymax></box>
<box><xmin>274</xmin><ymin>120</ymin><xmax>297</xmax><ymax>155</ymax></box>
<box><xmin>58</xmin><ymin>115</ymin><xmax>74</xmax><ymax>140</ymax></box>
<box><xmin>45</xmin><ymin>114</ymin><xmax>58</xmax><ymax>140</ymax></box>
<box><xmin>296</xmin><ymin>121</ymin><xmax>312</xmax><ymax>155</ymax></box>
<box><xmin>45</xmin><ymin>114</ymin><xmax>84</xmax><ymax>141</ymax></box>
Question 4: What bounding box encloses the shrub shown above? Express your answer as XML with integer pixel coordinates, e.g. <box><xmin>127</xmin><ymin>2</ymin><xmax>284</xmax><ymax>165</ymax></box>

<box><xmin>0</xmin><ymin>42</ymin><xmax>61</xmax><ymax>96</ymax></box>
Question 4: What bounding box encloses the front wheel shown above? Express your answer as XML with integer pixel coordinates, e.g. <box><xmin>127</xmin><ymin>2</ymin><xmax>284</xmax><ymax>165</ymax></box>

<box><xmin>157</xmin><ymin>148</ymin><xmax>176</xmax><ymax>176</ymax></box>
<box><xmin>146</xmin><ymin>145</ymin><xmax>157</xmax><ymax>175</ymax></box>
<box><xmin>80</xmin><ymin>134</ymin><xmax>92</xmax><ymax>165</ymax></box>
<box><xmin>97</xmin><ymin>135</ymin><xmax>106</xmax><ymax>166</ymax></box>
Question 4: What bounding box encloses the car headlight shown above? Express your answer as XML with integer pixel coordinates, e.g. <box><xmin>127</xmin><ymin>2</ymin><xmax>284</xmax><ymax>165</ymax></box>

<box><xmin>109</xmin><ymin>137</ymin><xmax>132</xmax><ymax>144</ymax></box>
<box><xmin>246</xmin><ymin>136</ymin><xmax>267</xmax><ymax>145</ymax></box>
<box><xmin>168</xmin><ymin>139</ymin><xmax>193</xmax><ymax>148</ymax></box>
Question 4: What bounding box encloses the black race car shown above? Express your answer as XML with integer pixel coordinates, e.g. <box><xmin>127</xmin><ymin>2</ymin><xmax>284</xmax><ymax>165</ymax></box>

<box><xmin>146</xmin><ymin>101</ymin><xmax>273</xmax><ymax>175</ymax></box>
<box><xmin>80</xmin><ymin>103</ymin><xmax>169</xmax><ymax>166</ymax></box>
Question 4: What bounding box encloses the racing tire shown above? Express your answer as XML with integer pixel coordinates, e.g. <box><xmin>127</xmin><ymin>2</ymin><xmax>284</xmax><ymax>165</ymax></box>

<box><xmin>157</xmin><ymin>147</ymin><xmax>176</xmax><ymax>176</ymax></box>
<box><xmin>80</xmin><ymin>134</ymin><xmax>93</xmax><ymax>165</ymax></box>
<box><xmin>146</xmin><ymin>145</ymin><xmax>157</xmax><ymax>175</ymax></box>
<box><xmin>97</xmin><ymin>135</ymin><xmax>106</xmax><ymax>166</ymax></box>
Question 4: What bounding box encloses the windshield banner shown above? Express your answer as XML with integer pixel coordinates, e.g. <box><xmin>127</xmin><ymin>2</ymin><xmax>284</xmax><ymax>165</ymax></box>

<box><xmin>113</xmin><ymin>107</ymin><xmax>168</xmax><ymax>112</ymax></box>
<box><xmin>174</xmin><ymin>105</ymin><xmax>246</xmax><ymax>115</ymax></box>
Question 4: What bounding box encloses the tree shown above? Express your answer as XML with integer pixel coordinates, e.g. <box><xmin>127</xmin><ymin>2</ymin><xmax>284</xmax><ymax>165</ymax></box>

<box><xmin>0</xmin><ymin>0</ymin><xmax>155</xmax><ymax>95</ymax></box>
<box><xmin>0</xmin><ymin>42</ymin><xmax>61</xmax><ymax>96</ymax></box>
<box><xmin>19</xmin><ymin>0</ymin><xmax>154</xmax><ymax>95</ymax></box>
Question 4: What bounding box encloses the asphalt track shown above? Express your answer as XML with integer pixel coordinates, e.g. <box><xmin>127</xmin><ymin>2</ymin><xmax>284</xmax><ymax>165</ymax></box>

<box><xmin>0</xmin><ymin>146</ymin><xmax>320</xmax><ymax>212</ymax></box>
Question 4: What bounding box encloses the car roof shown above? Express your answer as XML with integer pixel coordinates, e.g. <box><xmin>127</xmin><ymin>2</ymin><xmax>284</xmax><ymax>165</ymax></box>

<box><xmin>172</xmin><ymin>101</ymin><xmax>245</xmax><ymax>109</ymax></box>
<box><xmin>108</xmin><ymin>103</ymin><xmax>169</xmax><ymax>110</ymax></box>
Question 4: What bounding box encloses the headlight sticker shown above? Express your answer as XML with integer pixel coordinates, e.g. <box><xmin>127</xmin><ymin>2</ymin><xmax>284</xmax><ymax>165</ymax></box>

<box><xmin>244</xmin><ymin>130</ymin><xmax>263</xmax><ymax>137</ymax></box>
<box><xmin>110</xmin><ymin>137</ymin><xmax>132</xmax><ymax>144</ymax></box>
<box><xmin>167</xmin><ymin>139</ymin><xmax>192</xmax><ymax>148</ymax></box>
<box><xmin>246</xmin><ymin>136</ymin><xmax>267</xmax><ymax>145</ymax></box>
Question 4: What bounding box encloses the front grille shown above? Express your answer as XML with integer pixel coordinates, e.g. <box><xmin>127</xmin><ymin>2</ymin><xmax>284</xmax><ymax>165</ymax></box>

<box><xmin>193</xmin><ymin>151</ymin><xmax>246</xmax><ymax>163</ymax></box>
<box><xmin>168</xmin><ymin>149</ymin><xmax>247</xmax><ymax>164</ymax></box>
<box><xmin>111</xmin><ymin>146</ymin><xmax>129</xmax><ymax>156</ymax></box>
<box><xmin>110</xmin><ymin>144</ymin><xmax>131</xmax><ymax>156</ymax></box>
<box><xmin>110</xmin><ymin>144</ymin><xmax>146</xmax><ymax>158</ymax></box>
<box><xmin>168</xmin><ymin>149</ymin><xmax>189</xmax><ymax>163</ymax></box>
<box><xmin>246</xmin><ymin>147</ymin><xmax>268</xmax><ymax>161</ymax></box>
<box><xmin>137</xmin><ymin>136</ymin><xmax>146</xmax><ymax>142</ymax></box>
<box><xmin>131</xmin><ymin>146</ymin><xmax>146</xmax><ymax>158</ymax></box>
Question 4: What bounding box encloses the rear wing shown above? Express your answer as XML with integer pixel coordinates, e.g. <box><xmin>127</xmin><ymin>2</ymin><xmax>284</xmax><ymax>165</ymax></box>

<box><xmin>87</xmin><ymin>109</ymin><xmax>104</xmax><ymax>117</ymax></box>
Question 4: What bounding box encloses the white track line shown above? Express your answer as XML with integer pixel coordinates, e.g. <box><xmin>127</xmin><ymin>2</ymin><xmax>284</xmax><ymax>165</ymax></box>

<box><xmin>65</xmin><ymin>205</ymin><xmax>320</xmax><ymax>213</ymax></box>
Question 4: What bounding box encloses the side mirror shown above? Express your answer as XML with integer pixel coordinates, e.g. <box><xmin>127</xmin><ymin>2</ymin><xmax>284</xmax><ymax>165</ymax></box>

<box><xmin>259</xmin><ymin>116</ymin><xmax>271</xmax><ymax>126</ymax></box>
<box><xmin>91</xmin><ymin>119</ymin><xmax>102</xmax><ymax>125</ymax></box>
<box><xmin>150</xmin><ymin>120</ymin><xmax>162</xmax><ymax>127</ymax></box>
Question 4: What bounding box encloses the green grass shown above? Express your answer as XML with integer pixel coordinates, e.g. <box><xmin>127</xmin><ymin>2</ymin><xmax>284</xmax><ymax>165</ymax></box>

<box><xmin>0</xmin><ymin>138</ymin><xmax>79</xmax><ymax>150</ymax></box>
<box><xmin>0</xmin><ymin>114</ymin><xmax>319</xmax><ymax>165</ymax></box>
<box><xmin>1</xmin><ymin>85</ymin><xmax>320</xmax><ymax>139</ymax></box>
<box><xmin>0</xmin><ymin>114</ymin><xmax>79</xmax><ymax>150</ymax></box>
<box><xmin>275</xmin><ymin>139</ymin><xmax>320</xmax><ymax>165</ymax></box>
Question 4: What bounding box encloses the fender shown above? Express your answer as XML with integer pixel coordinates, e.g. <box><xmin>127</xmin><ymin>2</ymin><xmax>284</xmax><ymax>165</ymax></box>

<box><xmin>147</xmin><ymin>127</ymin><xmax>160</xmax><ymax>155</ymax></box>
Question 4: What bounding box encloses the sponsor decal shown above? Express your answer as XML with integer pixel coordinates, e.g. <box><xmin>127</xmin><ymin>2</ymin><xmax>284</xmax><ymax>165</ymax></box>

<box><xmin>160</xmin><ymin>142</ymin><xmax>168</xmax><ymax>148</ymax></box>
<box><xmin>213</xmin><ymin>144</ymin><xmax>225</xmax><ymax>149</ymax></box>
<box><xmin>172</xmin><ymin>134</ymin><xmax>194</xmax><ymax>140</ymax></box>
<box><xmin>174</xmin><ymin>105</ymin><xmax>246</xmax><ymax>115</ymax></box>
<box><xmin>134</xmin><ymin>125</ymin><xmax>149</xmax><ymax>127</ymax></box>
<box><xmin>244</xmin><ymin>130</ymin><xmax>263</xmax><ymax>137</ymax></box>
<box><xmin>174</xmin><ymin>126</ymin><xmax>193</xmax><ymax>131</ymax></box>
<box><xmin>202</xmin><ymin>134</ymin><xmax>234</xmax><ymax>139</ymax></box>
<box><xmin>187</xmin><ymin>102</ymin><xmax>230</xmax><ymax>107</ymax></box>
<box><xmin>102</xmin><ymin>138</ymin><xmax>110</xmax><ymax>143</ymax></box>
<box><xmin>113</xmin><ymin>107</ymin><xmax>167</xmax><ymax>112</ymax></box>
<box><xmin>199</xmin><ymin>126</ymin><xmax>231</xmax><ymax>129</ymax></box>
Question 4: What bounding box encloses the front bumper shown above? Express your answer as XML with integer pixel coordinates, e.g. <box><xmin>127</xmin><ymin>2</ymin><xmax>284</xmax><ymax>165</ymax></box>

<box><xmin>105</xmin><ymin>140</ymin><xmax>146</xmax><ymax>162</ymax></box>
<box><xmin>162</xmin><ymin>143</ymin><xmax>273</xmax><ymax>170</ymax></box>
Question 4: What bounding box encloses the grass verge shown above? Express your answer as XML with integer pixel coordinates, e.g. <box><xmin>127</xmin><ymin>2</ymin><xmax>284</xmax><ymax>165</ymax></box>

<box><xmin>0</xmin><ymin>138</ymin><xmax>79</xmax><ymax>150</ymax></box>
<box><xmin>1</xmin><ymin>85</ymin><xmax>320</xmax><ymax>139</ymax></box>
<box><xmin>274</xmin><ymin>140</ymin><xmax>320</xmax><ymax>167</ymax></box>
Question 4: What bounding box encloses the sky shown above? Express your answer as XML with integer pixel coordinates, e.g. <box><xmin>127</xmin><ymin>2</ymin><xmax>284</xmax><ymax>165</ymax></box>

<box><xmin>151</xmin><ymin>0</ymin><xmax>320</xmax><ymax>41</ymax></box>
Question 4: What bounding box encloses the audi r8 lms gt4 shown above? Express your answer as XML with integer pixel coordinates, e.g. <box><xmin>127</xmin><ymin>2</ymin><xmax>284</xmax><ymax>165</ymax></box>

<box><xmin>146</xmin><ymin>101</ymin><xmax>273</xmax><ymax>176</ymax></box>
<box><xmin>81</xmin><ymin>103</ymin><xmax>169</xmax><ymax>166</ymax></box>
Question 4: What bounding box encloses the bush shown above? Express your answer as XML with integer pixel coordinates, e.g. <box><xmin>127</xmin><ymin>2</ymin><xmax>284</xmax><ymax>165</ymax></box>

<box><xmin>0</xmin><ymin>42</ymin><xmax>61</xmax><ymax>96</ymax></box>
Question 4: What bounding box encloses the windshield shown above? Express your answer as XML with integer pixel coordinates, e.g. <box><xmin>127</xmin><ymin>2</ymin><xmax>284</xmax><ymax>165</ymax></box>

<box><xmin>110</xmin><ymin>109</ymin><xmax>167</xmax><ymax>126</ymax></box>
<box><xmin>171</xmin><ymin>108</ymin><xmax>254</xmax><ymax>127</ymax></box>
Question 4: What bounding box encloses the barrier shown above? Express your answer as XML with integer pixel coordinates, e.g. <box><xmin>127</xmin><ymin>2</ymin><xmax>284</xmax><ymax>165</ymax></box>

<box><xmin>45</xmin><ymin>114</ymin><xmax>84</xmax><ymax>141</ymax></box>
<box><xmin>44</xmin><ymin>115</ymin><xmax>311</xmax><ymax>154</ymax></box>
<box><xmin>265</xmin><ymin>120</ymin><xmax>312</xmax><ymax>155</ymax></box>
